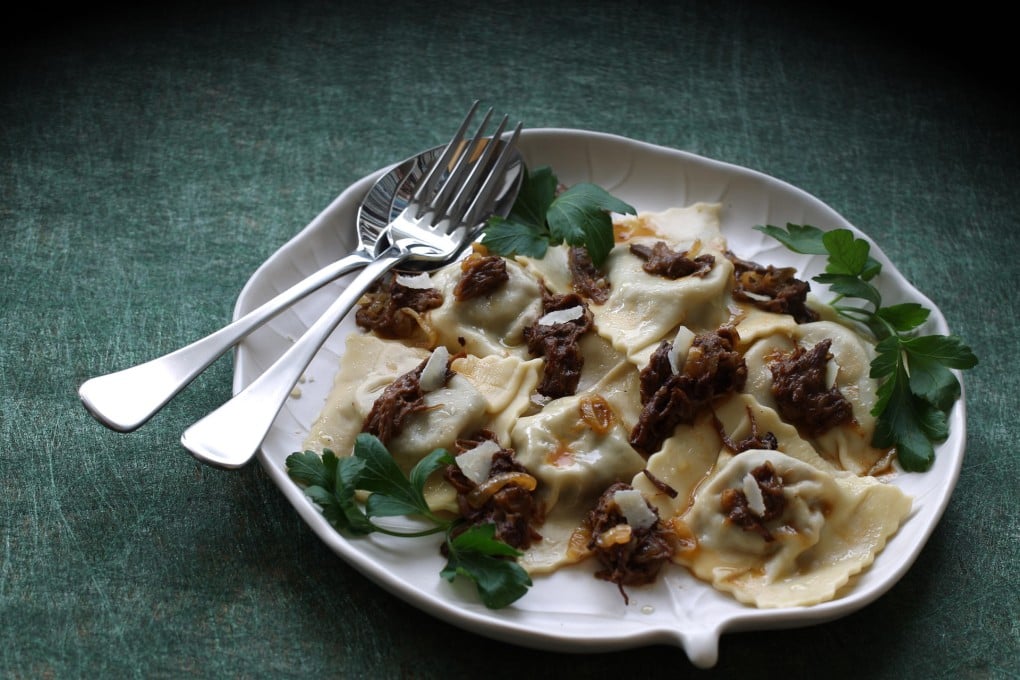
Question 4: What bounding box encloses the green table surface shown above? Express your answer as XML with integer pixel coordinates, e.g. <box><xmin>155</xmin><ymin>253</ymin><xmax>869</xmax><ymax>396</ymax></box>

<box><xmin>3</xmin><ymin>1</ymin><xmax>1017</xmax><ymax>677</ymax></box>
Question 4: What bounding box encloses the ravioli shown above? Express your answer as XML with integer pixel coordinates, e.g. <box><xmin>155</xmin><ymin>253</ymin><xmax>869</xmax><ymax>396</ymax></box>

<box><xmin>591</xmin><ymin>243</ymin><xmax>733</xmax><ymax>366</ymax></box>
<box><xmin>428</xmin><ymin>256</ymin><xmax>544</xmax><ymax>359</ymax></box>
<box><xmin>675</xmin><ymin>449</ymin><xmax>911</xmax><ymax>608</ymax></box>
<box><xmin>511</xmin><ymin>389</ymin><xmax>646</xmax><ymax>513</ymax></box>
<box><xmin>726</xmin><ymin>301</ymin><xmax>802</xmax><ymax>350</ymax></box>
<box><xmin>303</xmin><ymin>334</ymin><xmax>429</xmax><ymax>460</ymax></box>
<box><xmin>631</xmin><ymin>393</ymin><xmax>834</xmax><ymax>520</ymax></box>
<box><xmin>448</xmin><ymin>353</ymin><xmax>543</xmax><ymax>446</ymax></box>
<box><xmin>743</xmin><ymin>320</ymin><xmax>886</xmax><ymax>474</ymax></box>
<box><xmin>521</xmin><ymin>204</ymin><xmax>734</xmax><ymax>366</ymax></box>
<box><xmin>303</xmin><ymin>334</ymin><xmax>541</xmax><ymax>512</ymax></box>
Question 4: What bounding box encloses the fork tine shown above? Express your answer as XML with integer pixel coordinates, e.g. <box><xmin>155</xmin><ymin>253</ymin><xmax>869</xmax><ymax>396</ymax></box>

<box><xmin>412</xmin><ymin>100</ymin><xmax>481</xmax><ymax>210</ymax></box>
<box><xmin>459</xmin><ymin>120</ymin><xmax>523</xmax><ymax>228</ymax></box>
<box><xmin>426</xmin><ymin>106</ymin><xmax>494</xmax><ymax>221</ymax></box>
<box><xmin>440</xmin><ymin>113</ymin><xmax>510</xmax><ymax>225</ymax></box>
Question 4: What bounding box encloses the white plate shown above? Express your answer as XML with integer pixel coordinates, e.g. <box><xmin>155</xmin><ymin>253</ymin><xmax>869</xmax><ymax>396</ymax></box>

<box><xmin>232</xmin><ymin>129</ymin><xmax>965</xmax><ymax>669</ymax></box>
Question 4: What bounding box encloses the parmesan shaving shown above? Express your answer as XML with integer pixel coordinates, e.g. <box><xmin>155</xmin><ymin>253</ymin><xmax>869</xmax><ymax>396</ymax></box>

<box><xmin>742</xmin><ymin>472</ymin><xmax>767</xmax><ymax>517</ymax></box>
<box><xmin>740</xmin><ymin>290</ymin><xmax>772</xmax><ymax>303</ymax></box>
<box><xmin>537</xmin><ymin>305</ymin><xmax>583</xmax><ymax>326</ymax></box>
<box><xmin>613</xmin><ymin>488</ymin><xmax>658</xmax><ymax>531</ymax></box>
<box><xmin>395</xmin><ymin>272</ymin><xmax>434</xmax><ymax>289</ymax></box>
<box><xmin>667</xmin><ymin>326</ymin><xmax>696</xmax><ymax>374</ymax></box>
<box><xmin>826</xmin><ymin>357</ymin><xmax>840</xmax><ymax>390</ymax></box>
<box><xmin>419</xmin><ymin>346</ymin><xmax>450</xmax><ymax>392</ymax></box>
<box><xmin>456</xmin><ymin>439</ymin><xmax>501</xmax><ymax>485</ymax></box>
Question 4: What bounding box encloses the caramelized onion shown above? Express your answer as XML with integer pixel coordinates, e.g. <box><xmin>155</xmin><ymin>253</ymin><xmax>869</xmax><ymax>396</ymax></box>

<box><xmin>465</xmin><ymin>471</ymin><xmax>537</xmax><ymax>509</ymax></box>
<box><xmin>566</xmin><ymin>525</ymin><xmax>594</xmax><ymax>561</ymax></box>
<box><xmin>594</xmin><ymin>523</ymin><xmax>633</xmax><ymax>549</ymax></box>
<box><xmin>578</xmin><ymin>395</ymin><xmax>614</xmax><ymax>435</ymax></box>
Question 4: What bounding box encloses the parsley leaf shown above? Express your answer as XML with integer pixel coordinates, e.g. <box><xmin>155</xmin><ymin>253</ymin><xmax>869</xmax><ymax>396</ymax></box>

<box><xmin>757</xmin><ymin>223</ymin><xmax>977</xmax><ymax>471</ymax></box>
<box><xmin>285</xmin><ymin>434</ymin><xmax>531</xmax><ymax>608</ymax></box>
<box><xmin>352</xmin><ymin>432</ymin><xmax>436</xmax><ymax>519</ymax></box>
<box><xmin>547</xmin><ymin>183</ymin><xmax>634</xmax><ymax>266</ymax></box>
<box><xmin>286</xmin><ymin>449</ymin><xmax>335</xmax><ymax>488</ymax></box>
<box><xmin>901</xmin><ymin>335</ymin><xmax>976</xmax><ymax>410</ymax></box>
<box><xmin>441</xmin><ymin>524</ymin><xmax>532</xmax><ymax>610</ymax></box>
<box><xmin>333</xmin><ymin>456</ymin><xmax>375</xmax><ymax>533</ymax></box>
<box><xmin>754</xmin><ymin>223</ymin><xmax>828</xmax><ymax>254</ymax></box>
<box><xmin>482</xmin><ymin>218</ymin><xmax>550</xmax><ymax>260</ymax></box>
<box><xmin>872</xmin><ymin>366</ymin><xmax>942</xmax><ymax>471</ymax></box>
<box><xmin>285</xmin><ymin>450</ymin><xmax>374</xmax><ymax>533</ymax></box>
<box><xmin>822</xmin><ymin>229</ymin><xmax>871</xmax><ymax>277</ymax></box>
<box><xmin>876</xmin><ymin>303</ymin><xmax>930</xmax><ymax>333</ymax></box>
<box><xmin>482</xmin><ymin>165</ymin><xmax>635</xmax><ymax>266</ymax></box>
<box><xmin>508</xmin><ymin>165</ymin><xmax>558</xmax><ymax>229</ymax></box>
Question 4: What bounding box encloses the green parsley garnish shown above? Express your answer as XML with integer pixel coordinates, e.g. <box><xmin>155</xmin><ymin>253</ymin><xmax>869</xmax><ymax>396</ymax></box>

<box><xmin>756</xmin><ymin>223</ymin><xmax>978</xmax><ymax>471</ymax></box>
<box><xmin>286</xmin><ymin>433</ymin><xmax>532</xmax><ymax>609</ymax></box>
<box><xmin>482</xmin><ymin>165</ymin><xmax>635</xmax><ymax>267</ymax></box>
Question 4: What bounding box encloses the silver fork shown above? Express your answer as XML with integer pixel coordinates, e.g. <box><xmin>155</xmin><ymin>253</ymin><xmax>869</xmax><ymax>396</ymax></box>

<box><xmin>180</xmin><ymin>104</ymin><xmax>524</xmax><ymax>469</ymax></box>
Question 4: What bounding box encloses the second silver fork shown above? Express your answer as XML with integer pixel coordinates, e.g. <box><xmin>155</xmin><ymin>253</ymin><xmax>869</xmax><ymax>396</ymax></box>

<box><xmin>180</xmin><ymin>105</ymin><xmax>524</xmax><ymax>469</ymax></box>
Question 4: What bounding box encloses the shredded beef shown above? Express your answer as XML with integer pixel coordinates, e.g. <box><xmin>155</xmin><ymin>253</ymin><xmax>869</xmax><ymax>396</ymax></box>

<box><xmin>524</xmin><ymin>290</ymin><xmax>592</xmax><ymax>399</ymax></box>
<box><xmin>355</xmin><ymin>275</ymin><xmax>444</xmax><ymax>339</ymax></box>
<box><xmin>727</xmin><ymin>251</ymin><xmax>819</xmax><ymax>324</ymax></box>
<box><xmin>631</xmin><ymin>364</ymin><xmax>700</xmax><ymax>455</ymax></box>
<box><xmin>714</xmin><ymin>406</ymin><xmax>779</xmax><ymax>453</ymax></box>
<box><xmin>638</xmin><ymin>338</ymin><xmax>675</xmax><ymax>404</ymax></box>
<box><xmin>454</xmin><ymin>253</ymin><xmax>509</xmax><ymax>301</ymax></box>
<box><xmin>769</xmin><ymin>338</ymin><xmax>853</xmax><ymax>436</ymax></box>
<box><xmin>361</xmin><ymin>356</ymin><xmax>452</xmax><ymax>444</ymax></box>
<box><xmin>586</xmin><ymin>482</ymin><xmax>674</xmax><ymax>604</ymax></box>
<box><xmin>640</xmin><ymin>469</ymin><xmax>679</xmax><ymax>499</ymax></box>
<box><xmin>720</xmin><ymin>461</ymin><xmax>786</xmax><ymax>541</ymax></box>
<box><xmin>630</xmin><ymin>326</ymin><xmax>747</xmax><ymax>455</ymax></box>
<box><xmin>568</xmin><ymin>246</ymin><xmax>610</xmax><ymax>304</ymax></box>
<box><xmin>443</xmin><ymin>433</ymin><xmax>543</xmax><ymax>550</ymax></box>
<box><xmin>630</xmin><ymin>241</ymin><xmax>715</xmax><ymax>279</ymax></box>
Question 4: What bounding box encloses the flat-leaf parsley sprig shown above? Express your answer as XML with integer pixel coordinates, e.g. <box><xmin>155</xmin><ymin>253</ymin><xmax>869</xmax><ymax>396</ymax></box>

<box><xmin>755</xmin><ymin>224</ymin><xmax>977</xmax><ymax>472</ymax></box>
<box><xmin>286</xmin><ymin>433</ymin><xmax>531</xmax><ymax>609</ymax></box>
<box><xmin>481</xmin><ymin>165</ymin><xmax>635</xmax><ymax>267</ymax></box>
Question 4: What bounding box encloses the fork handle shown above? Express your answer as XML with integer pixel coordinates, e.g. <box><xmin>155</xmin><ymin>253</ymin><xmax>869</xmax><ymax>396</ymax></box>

<box><xmin>78</xmin><ymin>250</ymin><xmax>375</xmax><ymax>432</ymax></box>
<box><xmin>180</xmin><ymin>245</ymin><xmax>410</xmax><ymax>469</ymax></box>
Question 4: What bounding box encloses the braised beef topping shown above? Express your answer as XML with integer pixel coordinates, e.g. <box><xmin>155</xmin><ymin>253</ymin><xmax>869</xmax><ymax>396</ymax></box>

<box><xmin>630</xmin><ymin>241</ymin><xmax>715</xmax><ymax>279</ymax></box>
<box><xmin>454</xmin><ymin>253</ymin><xmax>509</xmax><ymax>301</ymax></box>
<box><xmin>586</xmin><ymin>482</ymin><xmax>674</xmax><ymax>604</ymax></box>
<box><xmin>714</xmin><ymin>406</ymin><xmax>779</xmax><ymax>453</ymax></box>
<box><xmin>769</xmin><ymin>338</ymin><xmax>853</xmax><ymax>436</ymax></box>
<box><xmin>361</xmin><ymin>356</ymin><xmax>452</xmax><ymax>444</ymax></box>
<box><xmin>727</xmin><ymin>251</ymin><xmax>819</xmax><ymax>324</ymax></box>
<box><xmin>453</xmin><ymin>428</ymin><xmax>500</xmax><ymax>453</ymax></box>
<box><xmin>751</xmin><ymin>462</ymin><xmax>786</xmax><ymax>520</ymax></box>
<box><xmin>720</xmin><ymin>462</ymin><xmax>786</xmax><ymax>541</ymax></box>
<box><xmin>355</xmin><ymin>275</ymin><xmax>444</xmax><ymax>339</ymax></box>
<box><xmin>630</xmin><ymin>327</ymin><xmax>748</xmax><ymax>455</ymax></box>
<box><xmin>720</xmin><ymin>490</ymin><xmax>761</xmax><ymax>537</ymax></box>
<box><xmin>568</xmin><ymin>246</ymin><xmax>610</xmax><ymax>304</ymax></box>
<box><xmin>443</xmin><ymin>437</ymin><xmax>544</xmax><ymax>551</ymax></box>
<box><xmin>524</xmin><ymin>290</ymin><xmax>593</xmax><ymax>399</ymax></box>
<box><xmin>631</xmin><ymin>359</ymin><xmax>700</xmax><ymax>455</ymax></box>
<box><xmin>683</xmin><ymin>327</ymin><xmax>747</xmax><ymax>397</ymax></box>
<box><xmin>639</xmin><ymin>339</ymin><xmax>675</xmax><ymax>405</ymax></box>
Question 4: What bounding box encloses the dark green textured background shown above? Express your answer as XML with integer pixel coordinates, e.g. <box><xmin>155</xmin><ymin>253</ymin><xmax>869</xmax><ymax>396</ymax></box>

<box><xmin>2</xmin><ymin>1</ymin><xmax>1016</xmax><ymax>677</ymax></box>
